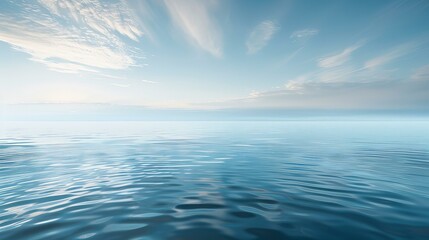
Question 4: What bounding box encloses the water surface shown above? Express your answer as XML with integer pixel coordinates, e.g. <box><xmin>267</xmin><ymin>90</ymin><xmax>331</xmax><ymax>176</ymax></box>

<box><xmin>0</xmin><ymin>121</ymin><xmax>428</xmax><ymax>239</ymax></box>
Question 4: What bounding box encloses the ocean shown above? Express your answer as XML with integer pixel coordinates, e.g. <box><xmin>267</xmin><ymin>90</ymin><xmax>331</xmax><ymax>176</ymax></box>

<box><xmin>0</xmin><ymin>121</ymin><xmax>428</xmax><ymax>239</ymax></box>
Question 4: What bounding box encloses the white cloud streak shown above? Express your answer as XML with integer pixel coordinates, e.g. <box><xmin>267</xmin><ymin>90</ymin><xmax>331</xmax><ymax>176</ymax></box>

<box><xmin>364</xmin><ymin>42</ymin><xmax>419</xmax><ymax>69</ymax></box>
<box><xmin>412</xmin><ymin>64</ymin><xmax>429</xmax><ymax>81</ymax></box>
<box><xmin>290</xmin><ymin>28</ymin><xmax>319</xmax><ymax>41</ymax></box>
<box><xmin>38</xmin><ymin>0</ymin><xmax>142</xmax><ymax>41</ymax></box>
<box><xmin>246</xmin><ymin>20</ymin><xmax>279</xmax><ymax>54</ymax></box>
<box><xmin>33</xmin><ymin>59</ymin><xmax>99</xmax><ymax>74</ymax></box>
<box><xmin>211</xmin><ymin>38</ymin><xmax>429</xmax><ymax>110</ymax></box>
<box><xmin>0</xmin><ymin>0</ymin><xmax>143</xmax><ymax>73</ymax></box>
<box><xmin>318</xmin><ymin>43</ymin><xmax>363</xmax><ymax>68</ymax></box>
<box><xmin>141</xmin><ymin>79</ymin><xmax>158</xmax><ymax>84</ymax></box>
<box><xmin>163</xmin><ymin>0</ymin><xmax>222</xmax><ymax>57</ymax></box>
<box><xmin>203</xmin><ymin>67</ymin><xmax>429</xmax><ymax>110</ymax></box>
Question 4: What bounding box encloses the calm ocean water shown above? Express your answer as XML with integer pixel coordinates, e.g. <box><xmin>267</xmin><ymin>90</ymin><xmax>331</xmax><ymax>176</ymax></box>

<box><xmin>0</xmin><ymin>121</ymin><xmax>428</xmax><ymax>240</ymax></box>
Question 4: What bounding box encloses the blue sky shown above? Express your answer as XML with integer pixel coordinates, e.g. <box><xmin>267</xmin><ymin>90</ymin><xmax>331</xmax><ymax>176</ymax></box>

<box><xmin>1</xmin><ymin>0</ymin><xmax>429</xmax><ymax>116</ymax></box>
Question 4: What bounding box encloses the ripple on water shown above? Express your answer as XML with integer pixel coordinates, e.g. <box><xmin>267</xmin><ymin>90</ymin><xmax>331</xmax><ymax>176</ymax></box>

<box><xmin>0</xmin><ymin>121</ymin><xmax>429</xmax><ymax>240</ymax></box>
<box><xmin>175</xmin><ymin>203</ymin><xmax>225</xmax><ymax>210</ymax></box>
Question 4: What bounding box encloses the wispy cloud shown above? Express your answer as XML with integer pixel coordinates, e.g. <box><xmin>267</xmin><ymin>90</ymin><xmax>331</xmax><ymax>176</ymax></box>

<box><xmin>246</xmin><ymin>20</ymin><xmax>279</xmax><ymax>54</ymax></box>
<box><xmin>38</xmin><ymin>0</ymin><xmax>142</xmax><ymax>41</ymax></box>
<box><xmin>214</xmin><ymin>37</ymin><xmax>429</xmax><ymax>110</ymax></box>
<box><xmin>0</xmin><ymin>0</ymin><xmax>143</xmax><ymax>73</ymax></box>
<box><xmin>364</xmin><ymin>41</ymin><xmax>419</xmax><ymax>69</ymax></box>
<box><xmin>290</xmin><ymin>28</ymin><xmax>319</xmax><ymax>42</ymax></box>
<box><xmin>203</xmin><ymin>67</ymin><xmax>429</xmax><ymax>110</ymax></box>
<box><xmin>141</xmin><ymin>79</ymin><xmax>158</xmax><ymax>84</ymax></box>
<box><xmin>283</xmin><ymin>64</ymin><xmax>397</xmax><ymax>93</ymax></box>
<box><xmin>318</xmin><ymin>42</ymin><xmax>363</xmax><ymax>68</ymax></box>
<box><xmin>411</xmin><ymin>64</ymin><xmax>429</xmax><ymax>81</ymax></box>
<box><xmin>32</xmin><ymin>59</ymin><xmax>99</xmax><ymax>74</ymax></box>
<box><xmin>163</xmin><ymin>0</ymin><xmax>222</xmax><ymax>57</ymax></box>
<box><xmin>284</xmin><ymin>75</ymin><xmax>309</xmax><ymax>91</ymax></box>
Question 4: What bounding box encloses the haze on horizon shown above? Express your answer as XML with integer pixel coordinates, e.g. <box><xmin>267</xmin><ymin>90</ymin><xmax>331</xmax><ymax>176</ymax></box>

<box><xmin>1</xmin><ymin>0</ymin><xmax>429</xmax><ymax>119</ymax></box>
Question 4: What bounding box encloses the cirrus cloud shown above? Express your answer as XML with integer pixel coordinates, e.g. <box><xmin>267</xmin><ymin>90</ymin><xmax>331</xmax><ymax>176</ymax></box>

<box><xmin>290</xmin><ymin>28</ymin><xmax>319</xmax><ymax>42</ymax></box>
<box><xmin>163</xmin><ymin>0</ymin><xmax>223</xmax><ymax>57</ymax></box>
<box><xmin>0</xmin><ymin>0</ymin><xmax>143</xmax><ymax>73</ymax></box>
<box><xmin>318</xmin><ymin>42</ymin><xmax>363</xmax><ymax>68</ymax></box>
<box><xmin>246</xmin><ymin>20</ymin><xmax>279</xmax><ymax>55</ymax></box>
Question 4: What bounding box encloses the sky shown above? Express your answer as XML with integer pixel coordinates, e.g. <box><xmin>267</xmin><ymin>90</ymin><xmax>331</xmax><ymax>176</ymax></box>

<box><xmin>1</xmin><ymin>0</ymin><xmax>429</xmax><ymax>119</ymax></box>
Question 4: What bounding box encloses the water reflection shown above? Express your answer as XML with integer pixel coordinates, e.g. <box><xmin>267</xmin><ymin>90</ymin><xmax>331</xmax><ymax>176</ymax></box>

<box><xmin>0</xmin><ymin>121</ymin><xmax>428</xmax><ymax>239</ymax></box>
